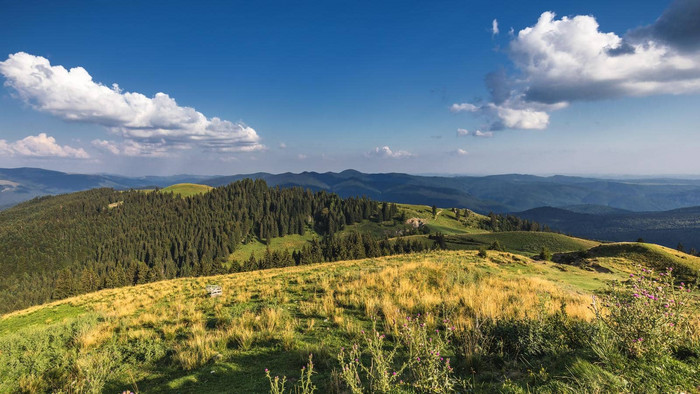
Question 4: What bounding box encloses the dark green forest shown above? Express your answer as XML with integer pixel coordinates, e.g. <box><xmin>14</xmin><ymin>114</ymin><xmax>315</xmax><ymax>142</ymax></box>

<box><xmin>0</xmin><ymin>180</ymin><xmax>430</xmax><ymax>314</ymax></box>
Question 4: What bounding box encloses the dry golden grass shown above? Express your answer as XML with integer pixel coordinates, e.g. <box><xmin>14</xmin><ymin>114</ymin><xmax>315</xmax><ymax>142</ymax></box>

<box><xmin>2</xmin><ymin>249</ymin><xmax>699</xmax><ymax>393</ymax></box>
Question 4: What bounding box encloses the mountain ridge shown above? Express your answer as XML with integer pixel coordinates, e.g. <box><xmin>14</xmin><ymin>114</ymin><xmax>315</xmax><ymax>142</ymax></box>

<box><xmin>4</xmin><ymin>167</ymin><xmax>700</xmax><ymax>214</ymax></box>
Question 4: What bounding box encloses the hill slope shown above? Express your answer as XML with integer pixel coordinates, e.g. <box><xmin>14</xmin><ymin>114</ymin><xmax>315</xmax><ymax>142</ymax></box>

<box><xmin>1</xmin><ymin>250</ymin><xmax>697</xmax><ymax>393</ymax></box>
<box><xmin>516</xmin><ymin>206</ymin><xmax>700</xmax><ymax>251</ymax></box>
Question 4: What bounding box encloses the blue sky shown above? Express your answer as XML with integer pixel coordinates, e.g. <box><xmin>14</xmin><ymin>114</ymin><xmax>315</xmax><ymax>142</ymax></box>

<box><xmin>1</xmin><ymin>0</ymin><xmax>699</xmax><ymax>176</ymax></box>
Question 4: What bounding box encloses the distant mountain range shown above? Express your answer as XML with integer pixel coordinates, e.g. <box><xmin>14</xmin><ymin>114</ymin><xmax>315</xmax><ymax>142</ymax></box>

<box><xmin>4</xmin><ymin>167</ymin><xmax>700</xmax><ymax>213</ymax></box>
<box><xmin>0</xmin><ymin>168</ymin><xmax>208</xmax><ymax>209</ymax></box>
<box><xmin>2</xmin><ymin>167</ymin><xmax>700</xmax><ymax>250</ymax></box>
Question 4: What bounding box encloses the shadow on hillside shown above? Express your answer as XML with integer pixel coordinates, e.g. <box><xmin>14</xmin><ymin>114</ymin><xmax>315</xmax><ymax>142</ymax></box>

<box><xmin>105</xmin><ymin>346</ymin><xmax>332</xmax><ymax>393</ymax></box>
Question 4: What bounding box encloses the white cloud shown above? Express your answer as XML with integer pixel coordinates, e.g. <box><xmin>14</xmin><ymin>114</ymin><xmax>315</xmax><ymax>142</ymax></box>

<box><xmin>91</xmin><ymin>139</ymin><xmax>174</xmax><ymax>157</ymax></box>
<box><xmin>0</xmin><ymin>133</ymin><xmax>89</xmax><ymax>158</ymax></box>
<box><xmin>91</xmin><ymin>139</ymin><xmax>121</xmax><ymax>155</ymax></box>
<box><xmin>510</xmin><ymin>12</ymin><xmax>700</xmax><ymax>103</ymax></box>
<box><xmin>456</xmin><ymin>128</ymin><xmax>493</xmax><ymax>137</ymax></box>
<box><xmin>367</xmin><ymin>146</ymin><xmax>413</xmax><ymax>159</ymax></box>
<box><xmin>0</xmin><ymin>52</ymin><xmax>264</xmax><ymax>156</ymax></box>
<box><xmin>297</xmin><ymin>153</ymin><xmax>307</xmax><ymax>160</ymax></box>
<box><xmin>454</xmin><ymin>6</ymin><xmax>700</xmax><ymax>131</ymax></box>
<box><xmin>279</xmin><ymin>142</ymin><xmax>287</xmax><ymax>149</ymax></box>
<box><xmin>450</xmin><ymin>103</ymin><xmax>479</xmax><ymax>113</ymax></box>
<box><xmin>492</xmin><ymin>19</ymin><xmax>499</xmax><ymax>36</ymax></box>
<box><xmin>456</xmin><ymin>148</ymin><xmax>468</xmax><ymax>156</ymax></box>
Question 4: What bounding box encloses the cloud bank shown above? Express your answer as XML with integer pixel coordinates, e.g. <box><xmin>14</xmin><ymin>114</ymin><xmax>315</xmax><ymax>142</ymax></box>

<box><xmin>454</xmin><ymin>0</ymin><xmax>700</xmax><ymax>131</ymax></box>
<box><xmin>0</xmin><ymin>52</ymin><xmax>263</xmax><ymax>156</ymax></box>
<box><xmin>0</xmin><ymin>133</ymin><xmax>89</xmax><ymax>158</ymax></box>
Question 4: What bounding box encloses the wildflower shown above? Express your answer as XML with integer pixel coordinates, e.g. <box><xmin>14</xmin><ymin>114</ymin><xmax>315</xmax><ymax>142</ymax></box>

<box><xmin>265</xmin><ymin>368</ymin><xmax>269</xmax><ymax>373</ymax></box>
<box><xmin>392</xmin><ymin>371</ymin><xmax>397</xmax><ymax>376</ymax></box>
<box><xmin>416</xmin><ymin>357</ymin><xmax>420</xmax><ymax>361</ymax></box>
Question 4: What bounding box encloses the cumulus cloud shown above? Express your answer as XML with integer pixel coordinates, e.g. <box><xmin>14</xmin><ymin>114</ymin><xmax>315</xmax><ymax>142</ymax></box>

<box><xmin>0</xmin><ymin>52</ymin><xmax>263</xmax><ymax>156</ymax></box>
<box><xmin>455</xmin><ymin>148</ymin><xmax>468</xmax><ymax>156</ymax></box>
<box><xmin>0</xmin><ymin>133</ymin><xmax>89</xmax><ymax>158</ymax></box>
<box><xmin>492</xmin><ymin>19</ymin><xmax>499</xmax><ymax>36</ymax></box>
<box><xmin>456</xmin><ymin>128</ymin><xmax>493</xmax><ymax>138</ymax></box>
<box><xmin>454</xmin><ymin>2</ymin><xmax>700</xmax><ymax>131</ymax></box>
<box><xmin>367</xmin><ymin>146</ymin><xmax>413</xmax><ymax>159</ymax></box>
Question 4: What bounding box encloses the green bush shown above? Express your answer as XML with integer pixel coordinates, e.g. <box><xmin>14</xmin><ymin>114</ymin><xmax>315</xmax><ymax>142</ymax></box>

<box><xmin>337</xmin><ymin>315</ymin><xmax>463</xmax><ymax>393</ymax></box>
<box><xmin>593</xmin><ymin>267</ymin><xmax>694</xmax><ymax>358</ymax></box>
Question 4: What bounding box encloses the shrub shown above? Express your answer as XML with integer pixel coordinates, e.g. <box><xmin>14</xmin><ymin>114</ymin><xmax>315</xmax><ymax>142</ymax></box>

<box><xmin>337</xmin><ymin>315</ymin><xmax>463</xmax><ymax>393</ymax></box>
<box><xmin>593</xmin><ymin>267</ymin><xmax>695</xmax><ymax>359</ymax></box>
<box><xmin>488</xmin><ymin>241</ymin><xmax>504</xmax><ymax>252</ymax></box>
<box><xmin>539</xmin><ymin>247</ymin><xmax>552</xmax><ymax>261</ymax></box>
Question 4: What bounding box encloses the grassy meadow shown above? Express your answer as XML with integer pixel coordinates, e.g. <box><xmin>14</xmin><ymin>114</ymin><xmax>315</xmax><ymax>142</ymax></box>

<box><xmin>1</xmin><ymin>249</ymin><xmax>698</xmax><ymax>392</ymax></box>
<box><xmin>160</xmin><ymin>183</ymin><xmax>214</xmax><ymax>197</ymax></box>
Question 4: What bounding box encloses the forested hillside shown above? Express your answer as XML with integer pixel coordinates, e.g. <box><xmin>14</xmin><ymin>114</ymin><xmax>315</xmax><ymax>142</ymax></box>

<box><xmin>0</xmin><ymin>180</ymin><xmax>390</xmax><ymax>313</ymax></box>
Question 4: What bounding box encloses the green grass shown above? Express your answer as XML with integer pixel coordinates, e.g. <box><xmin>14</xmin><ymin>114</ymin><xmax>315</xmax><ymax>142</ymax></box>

<box><xmin>588</xmin><ymin>242</ymin><xmax>700</xmax><ymax>279</ymax></box>
<box><xmin>228</xmin><ymin>232</ymin><xmax>317</xmax><ymax>263</ymax></box>
<box><xmin>0</xmin><ymin>303</ymin><xmax>85</xmax><ymax>336</ymax></box>
<box><xmin>161</xmin><ymin>183</ymin><xmax>213</xmax><ymax>197</ymax></box>
<box><xmin>0</xmin><ymin>249</ymin><xmax>697</xmax><ymax>393</ymax></box>
<box><xmin>397</xmin><ymin>203</ymin><xmax>487</xmax><ymax>235</ymax></box>
<box><xmin>443</xmin><ymin>231</ymin><xmax>600</xmax><ymax>256</ymax></box>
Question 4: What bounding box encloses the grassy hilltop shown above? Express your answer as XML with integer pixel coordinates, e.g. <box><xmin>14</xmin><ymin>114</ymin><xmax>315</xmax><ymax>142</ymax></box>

<box><xmin>1</xmin><ymin>249</ymin><xmax>698</xmax><ymax>393</ymax></box>
<box><xmin>160</xmin><ymin>183</ymin><xmax>214</xmax><ymax>197</ymax></box>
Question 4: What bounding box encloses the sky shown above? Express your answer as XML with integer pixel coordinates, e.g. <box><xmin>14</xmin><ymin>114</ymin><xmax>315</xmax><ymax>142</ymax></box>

<box><xmin>1</xmin><ymin>0</ymin><xmax>699</xmax><ymax>176</ymax></box>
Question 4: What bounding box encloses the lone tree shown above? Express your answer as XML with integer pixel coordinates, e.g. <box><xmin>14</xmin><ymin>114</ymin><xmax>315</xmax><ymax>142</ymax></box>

<box><xmin>539</xmin><ymin>247</ymin><xmax>552</xmax><ymax>261</ymax></box>
<box><xmin>489</xmin><ymin>240</ymin><xmax>504</xmax><ymax>252</ymax></box>
<box><xmin>432</xmin><ymin>205</ymin><xmax>437</xmax><ymax>219</ymax></box>
<box><xmin>677</xmin><ymin>242</ymin><xmax>685</xmax><ymax>253</ymax></box>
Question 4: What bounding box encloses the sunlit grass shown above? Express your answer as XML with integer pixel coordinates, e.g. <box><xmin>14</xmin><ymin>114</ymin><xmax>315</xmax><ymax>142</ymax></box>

<box><xmin>0</xmin><ymin>250</ymin><xmax>696</xmax><ymax>392</ymax></box>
